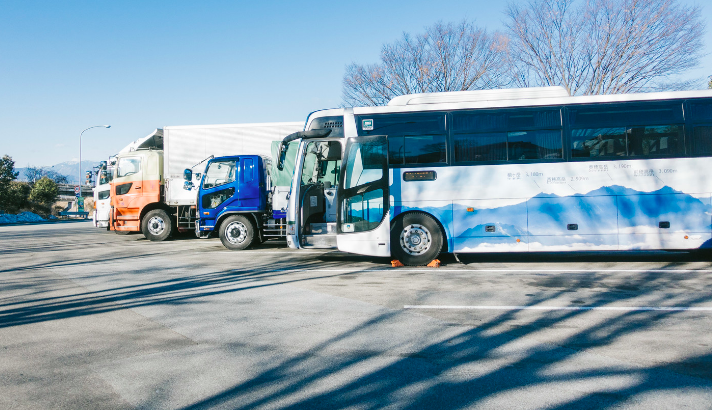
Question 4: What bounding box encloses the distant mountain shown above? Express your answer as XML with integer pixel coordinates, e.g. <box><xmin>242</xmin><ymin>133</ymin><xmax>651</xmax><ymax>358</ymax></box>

<box><xmin>16</xmin><ymin>160</ymin><xmax>101</xmax><ymax>184</ymax></box>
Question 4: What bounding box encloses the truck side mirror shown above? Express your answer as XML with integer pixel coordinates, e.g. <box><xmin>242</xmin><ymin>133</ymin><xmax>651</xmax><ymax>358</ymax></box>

<box><xmin>183</xmin><ymin>168</ymin><xmax>194</xmax><ymax>191</ymax></box>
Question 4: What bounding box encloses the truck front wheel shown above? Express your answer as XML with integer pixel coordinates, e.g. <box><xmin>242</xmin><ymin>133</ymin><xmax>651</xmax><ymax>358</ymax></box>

<box><xmin>219</xmin><ymin>215</ymin><xmax>255</xmax><ymax>250</ymax></box>
<box><xmin>142</xmin><ymin>209</ymin><xmax>173</xmax><ymax>241</ymax></box>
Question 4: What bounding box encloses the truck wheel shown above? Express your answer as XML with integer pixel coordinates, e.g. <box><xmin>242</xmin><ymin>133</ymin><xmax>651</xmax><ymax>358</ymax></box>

<box><xmin>391</xmin><ymin>212</ymin><xmax>443</xmax><ymax>266</ymax></box>
<box><xmin>219</xmin><ymin>215</ymin><xmax>254</xmax><ymax>250</ymax></box>
<box><xmin>142</xmin><ymin>209</ymin><xmax>173</xmax><ymax>241</ymax></box>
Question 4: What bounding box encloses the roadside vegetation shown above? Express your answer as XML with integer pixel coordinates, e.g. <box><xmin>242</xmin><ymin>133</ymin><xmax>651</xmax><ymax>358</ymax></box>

<box><xmin>0</xmin><ymin>154</ymin><xmax>61</xmax><ymax>218</ymax></box>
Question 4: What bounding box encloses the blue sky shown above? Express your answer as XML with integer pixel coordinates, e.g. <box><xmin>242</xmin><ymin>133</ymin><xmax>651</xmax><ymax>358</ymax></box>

<box><xmin>1</xmin><ymin>0</ymin><xmax>710</xmax><ymax>167</ymax></box>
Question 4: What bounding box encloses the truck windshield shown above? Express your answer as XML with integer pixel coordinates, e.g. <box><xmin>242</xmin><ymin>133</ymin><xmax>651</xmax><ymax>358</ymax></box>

<box><xmin>203</xmin><ymin>160</ymin><xmax>236</xmax><ymax>189</ymax></box>
<box><xmin>99</xmin><ymin>167</ymin><xmax>114</xmax><ymax>185</ymax></box>
<box><xmin>117</xmin><ymin>158</ymin><xmax>140</xmax><ymax>177</ymax></box>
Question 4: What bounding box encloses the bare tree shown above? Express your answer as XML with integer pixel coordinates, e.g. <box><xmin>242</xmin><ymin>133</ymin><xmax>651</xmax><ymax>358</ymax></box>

<box><xmin>24</xmin><ymin>166</ymin><xmax>44</xmax><ymax>184</ymax></box>
<box><xmin>505</xmin><ymin>0</ymin><xmax>705</xmax><ymax>95</ymax></box>
<box><xmin>25</xmin><ymin>166</ymin><xmax>68</xmax><ymax>185</ymax></box>
<box><xmin>343</xmin><ymin>21</ymin><xmax>511</xmax><ymax>107</ymax></box>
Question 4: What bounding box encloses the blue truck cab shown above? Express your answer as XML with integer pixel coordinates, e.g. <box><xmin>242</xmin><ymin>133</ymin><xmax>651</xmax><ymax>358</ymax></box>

<box><xmin>188</xmin><ymin>154</ymin><xmax>287</xmax><ymax>250</ymax></box>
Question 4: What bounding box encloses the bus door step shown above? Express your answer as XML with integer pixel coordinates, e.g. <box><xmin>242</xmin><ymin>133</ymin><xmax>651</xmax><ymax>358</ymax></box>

<box><xmin>301</xmin><ymin>234</ymin><xmax>336</xmax><ymax>248</ymax></box>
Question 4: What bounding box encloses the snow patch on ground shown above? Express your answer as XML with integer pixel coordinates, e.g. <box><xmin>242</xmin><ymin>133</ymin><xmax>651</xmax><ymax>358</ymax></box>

<box><xmin>0</xmin><ymin>212</ymin><xmax>47</xmax><ymax>224</ymax></box>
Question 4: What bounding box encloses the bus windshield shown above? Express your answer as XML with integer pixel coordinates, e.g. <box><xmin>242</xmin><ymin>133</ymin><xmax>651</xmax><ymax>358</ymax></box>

<box><xmin>300</xmin><ymin>141</ymin><xmax>341</xmax><ymax>187</ymax></box>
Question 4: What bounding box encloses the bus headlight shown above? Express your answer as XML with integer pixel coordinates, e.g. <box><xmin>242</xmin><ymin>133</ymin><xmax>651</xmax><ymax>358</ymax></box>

<box><xmin>287</xmin><ymin>224</ymin><xmax>295</xmax><ymax>235</ymax></box>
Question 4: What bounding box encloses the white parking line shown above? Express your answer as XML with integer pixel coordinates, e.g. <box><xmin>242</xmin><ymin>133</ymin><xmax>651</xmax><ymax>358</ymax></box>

<box><xmin>404</xmin><ymin>305</ymin><xmax>712</xmax><ymax>312</ymax></box>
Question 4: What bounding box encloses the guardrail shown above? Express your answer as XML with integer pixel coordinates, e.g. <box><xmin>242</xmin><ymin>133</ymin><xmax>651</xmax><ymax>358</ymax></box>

<box><xmin>57</xmin><ymin>184</ymin><xmax>94</xmax><ymax>198</ymax></box>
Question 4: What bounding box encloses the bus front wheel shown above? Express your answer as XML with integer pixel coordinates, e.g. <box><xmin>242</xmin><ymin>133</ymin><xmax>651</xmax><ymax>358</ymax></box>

<box><xmin>391</xmin><ymin>212</ymin><xmax>443</xmax><ymax>266</ymax></box>
<box><xmin>219</xmin><ymin>215</ymin><xmax>255</xmax><ymax>250</ymax></box>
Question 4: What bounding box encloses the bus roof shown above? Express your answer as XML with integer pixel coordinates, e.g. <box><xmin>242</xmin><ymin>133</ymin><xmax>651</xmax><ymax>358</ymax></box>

<box><xmin>350</xmin><ymin>87</ymin><xmax>712</xmax><ymax>116</ymax></box>
<box><xmin>387</xmin><ymin>86</ymin><xmax>571</xmax><ymax>106</ymax></box>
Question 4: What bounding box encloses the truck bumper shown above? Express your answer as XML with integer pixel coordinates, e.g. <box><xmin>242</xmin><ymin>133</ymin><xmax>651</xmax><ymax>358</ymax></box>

<box><xmin>195</xmin><ymin>218</ymin><xmax>215</xmax><ymax>239</ymax></box>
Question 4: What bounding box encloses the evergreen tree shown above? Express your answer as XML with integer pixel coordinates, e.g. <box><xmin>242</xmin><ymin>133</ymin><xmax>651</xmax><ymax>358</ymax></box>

<box><xmin>29</xmin><ymin>177</ymin><xmax>59</xmax><ymax>204</ymax></box>
<box><xmin>0</xmin><ymin>155</ymin><xmax>20</xmax><ymax>212</ymax></box>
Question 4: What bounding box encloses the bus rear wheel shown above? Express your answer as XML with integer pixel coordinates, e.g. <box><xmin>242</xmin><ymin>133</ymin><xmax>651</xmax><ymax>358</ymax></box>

<box><xmin>391</xmin><ymin>212</ymin><xmax>443</xmax><ymax>266</ymax></box>
<box><xmin>219</xmin><ymin>215</ymin><xmax>255</xmax><ymax>250</ymax></box>
<box><xmin>141</xmin><ymin>209</ymin><xmax>173</xmax><ymax>241</ymax></box>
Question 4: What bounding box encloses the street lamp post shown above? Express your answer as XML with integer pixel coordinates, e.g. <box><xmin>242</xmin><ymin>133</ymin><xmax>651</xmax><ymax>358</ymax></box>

<box><xmin>78</xmin><ymin>125</ymin><xmax>111</xmax><ymax>210</ymax></box>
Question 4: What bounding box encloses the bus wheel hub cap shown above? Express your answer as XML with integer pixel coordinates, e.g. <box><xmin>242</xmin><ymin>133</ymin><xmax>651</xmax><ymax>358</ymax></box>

<box><xmin>226</xmin><ymin>222</ymin><xmax>247</xmax><ymax>244</ymax></box>
<box><xmin>147</xmin><ymin>216</ymin><xmax>165</xmax><ymax>235</ymax></box>
<box><xmin>401</xmin><ymin>224</ymin><xmax>431</xmax><ymax>255</ymax></box>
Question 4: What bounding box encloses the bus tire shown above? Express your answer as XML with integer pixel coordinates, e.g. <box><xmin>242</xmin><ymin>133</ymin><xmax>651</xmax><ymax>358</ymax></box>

<box><xmin>141</xmin><ymin>209</ymin><xmax>172</xmax><ymax>241</ymax></box>
<box><xmin>219</xmin><ymin>215</ymin><xmax>255</xmax><ymax>250</ymax></box>
<box><xmin>391</xmin><ymin>212</ymin><xmax>443</xmax><ymax>266</ymax></box>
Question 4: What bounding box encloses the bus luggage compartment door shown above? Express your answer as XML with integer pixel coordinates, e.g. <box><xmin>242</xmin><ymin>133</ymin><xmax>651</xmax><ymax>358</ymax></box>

<box><xmin>527</xmin><ymin>195</ymin><xmax>619</xmax><ymax>251</ymax></box>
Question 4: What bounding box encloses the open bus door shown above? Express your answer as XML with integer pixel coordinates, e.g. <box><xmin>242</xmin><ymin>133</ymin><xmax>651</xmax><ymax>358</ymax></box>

<box><xmin>336</xmin><ymin>135</ymin><xmax>390</xmax><ymax>257</ymax></box>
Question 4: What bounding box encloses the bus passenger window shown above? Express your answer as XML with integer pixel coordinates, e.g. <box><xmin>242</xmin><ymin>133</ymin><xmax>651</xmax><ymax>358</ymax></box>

<box><xmin>571</xmin><ymin>128</ymin><xmax>626</xmax><ymax>158</ymax></box>
<box><xmin>453</xmin><ymin>112</ymin><xmax>507</xmax><ymax>132</ymax></box>
<box><xmin>627</xmin><ymin>125</ymin><xmax>683</xmax><ymax>157</ymax></box>
<box><xmin>569</xmin><ymin>103</ymin><xmax>683</xmax><ymax>128</ymax></box>
<box><xmin>453</xmin><ymin>133</ymin><xmax>507</xmax><ymax>162</ymax></box>
<box><xmin>404</xmin><ymin>135</ymin><xmax>446</xmax><ymax>164</ymax></box>
<box><xmin>692</xmin><ymin>126</ymin><xmax>712</xmax><ymax>156</ymax></box>
<box><xmin>388</xmin><ymin>136</ymin><xmax>405</xmax><ymax>165</ymax></box>
<box><xmin>388</xmin><ymin>134</ymin><xmax>446</xmax><ymax>166</ymax></box>
<box><xmin>508</xmin><ymin>109</ymin><xmax>561</xmax><ymax>129</ymax></box>
<box><xmin>508</xmin><ymin>130</ymin><xmax>562</xmax><ymax>160</ymax></box>
<box><xmin>690</xmin><ymin>102</ymin><xmax>712</xmax><ymax>123</ymax></box>
<box><xmin>356</xmin><ymin>113</ymin><xmax>445</xmax><ymax>136</ymax></box>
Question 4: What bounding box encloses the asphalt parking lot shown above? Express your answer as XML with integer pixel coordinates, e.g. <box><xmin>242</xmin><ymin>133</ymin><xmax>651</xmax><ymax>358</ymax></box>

<box><xmin>2</xmin><ymin>221</ymin><xmax>712</xmax><ymax>409</ymax></box>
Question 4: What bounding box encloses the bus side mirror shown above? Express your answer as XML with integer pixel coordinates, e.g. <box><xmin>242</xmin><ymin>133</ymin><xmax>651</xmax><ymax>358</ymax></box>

<box><xmin>277</xmin><ymin>143</ymin><xmax>288</xmax><ymax>171</ymax></box>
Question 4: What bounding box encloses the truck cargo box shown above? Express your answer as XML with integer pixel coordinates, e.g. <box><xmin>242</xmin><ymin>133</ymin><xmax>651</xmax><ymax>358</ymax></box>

<box><xmin>163</xmin><ymin>122</ymin><xmax>303</xmax><ymax>206</ymax></box>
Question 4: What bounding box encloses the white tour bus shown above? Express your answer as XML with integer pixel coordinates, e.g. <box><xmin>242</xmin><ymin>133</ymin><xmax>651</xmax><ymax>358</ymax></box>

<box><xmin>285</xmin><ymin>86</ymin><xmax>712</xmax><ymax>265</ymax></box>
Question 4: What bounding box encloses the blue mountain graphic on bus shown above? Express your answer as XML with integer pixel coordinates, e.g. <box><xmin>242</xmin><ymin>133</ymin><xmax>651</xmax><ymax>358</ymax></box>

<box><xmin>450</xmin><ymin>185</ymin><xmax>711</xmax><ymax>238</ymax></box>
<box><xmin>394</xmin><ymin>184</ymin><xmax>710</xmax><ymax>251</ymax></box>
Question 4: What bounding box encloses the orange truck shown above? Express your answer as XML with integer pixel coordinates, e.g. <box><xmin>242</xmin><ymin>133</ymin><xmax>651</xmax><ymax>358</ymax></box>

<box><xmin>110</xmin><ymin>123</ymin><xmax>303</xmax><ymax>241</ymax></box>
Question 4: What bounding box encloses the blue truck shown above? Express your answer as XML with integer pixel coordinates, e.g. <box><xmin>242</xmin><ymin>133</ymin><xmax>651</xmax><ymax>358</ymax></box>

<box><xmin>185</xmin><ymin>141</ymin><xmax>299</xmax><ymax>250</ymax></box>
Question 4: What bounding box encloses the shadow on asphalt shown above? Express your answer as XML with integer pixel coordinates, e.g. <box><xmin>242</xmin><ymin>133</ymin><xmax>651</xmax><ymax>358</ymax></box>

<box><xmin>3</xmin><ymin>225</ymin><xmax>712</xmax><ymax>408</ymax></box>
<box><xmin>448</xmin><ymin>250</ymin><xmax>712</xmax><ymax>264</ymax></box>
<box><xmin>177</xmin><ymin>263</ymin><xmax>712</xmax><ymax>409</ymax></box>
